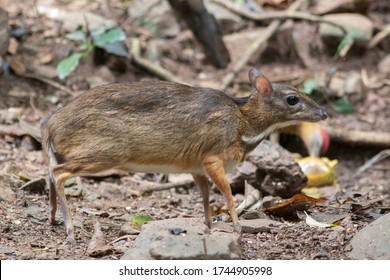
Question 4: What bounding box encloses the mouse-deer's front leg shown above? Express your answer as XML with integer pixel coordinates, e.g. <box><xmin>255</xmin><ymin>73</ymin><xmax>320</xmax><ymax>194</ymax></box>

<box><xmin>202</xmin><ymin>155</ymin><xmax>241</xmax><ymax>232</ymax></box>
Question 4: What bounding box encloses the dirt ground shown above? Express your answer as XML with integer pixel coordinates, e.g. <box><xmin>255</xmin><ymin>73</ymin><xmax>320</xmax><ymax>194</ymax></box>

<box><xmin>1</xmin><ymin>0</ymin><xmax>390</xmax><ymax>260</ymax></box>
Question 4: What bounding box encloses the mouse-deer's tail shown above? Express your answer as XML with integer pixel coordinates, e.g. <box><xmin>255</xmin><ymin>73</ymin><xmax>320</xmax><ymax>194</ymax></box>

<box><xmin>41</xmin><ymin>128</ymin><xmax>57</xmax><ymax>185</ymax></box>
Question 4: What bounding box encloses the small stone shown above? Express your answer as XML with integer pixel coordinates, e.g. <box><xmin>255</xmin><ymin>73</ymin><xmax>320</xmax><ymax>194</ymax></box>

<box><xmin>0</xmin><ymin>245</ymin><xmax>16</xmax><ymax>254</ymax></box>
<box><xmin>119</xmin><ymin>222</ymin><xmax>140</xmax><ymax>236</ymax></box>
<box><xmin>7</xmin><ymin>37</ymin><xmax>18</xmax><ymax>55</ymax></box>
<box><xmin>0</xmin><ymin>183</ymin><xmax>16</xmax><ymax>203</ymax></box>
<box><xmin>169</xmin><ymin>227</ymin><xmax>187</xmax><ymax>235</ymax></box>
<box><xmin>345</xmin><ymin>71</ymin><xmax>362</xmax><ymax>95</ymax></box>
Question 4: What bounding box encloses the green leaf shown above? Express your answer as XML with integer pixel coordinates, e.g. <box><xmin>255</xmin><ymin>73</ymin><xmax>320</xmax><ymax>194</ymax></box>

<box><xmin>234</xmin><ymin>0</ymin><xmax>245</xmax><ymax>6</ymax></box>
<box><xmin>18</xmin><ymin>174</ymin><xmax>31</xmax><ymax>182</ymax></box>
<box><xmin>301</xmin><ymin>79</ymin><xmax>320</xmax><ymax>95</ymax></box>
<box><xmin>130</xmin><ymin>215</ymin><xmax>154</xmax><ymax>229</ymax></box>
<box><xmin>79</xmin><ymin>42</ymin><xmax>89</xmax><ymax>51</ymax></box>
<box><xmin>94</xmin><ymin>28</ymin><xmax>126</xmax><ymax>46</ymax></box>
<box><xmin>332</xmin><ymin>98</ymin><xmax>354</xmax><ymax>114</ymax></box>
<box><xmin>66</xmin><ymin>30</ymin><xmax>87</xmax><ymax>42</ymax></box>
<box><xmin>91</xmin><ymin>25</ymin><xmax>112</xmax><ymax>38</ymax></box>
<box><xmin>97</xmin><ymin>41</ymin><xmax>131</xmax><ymax>58</ymax></box>
<box><xmin>334</xmin><ymin>31</ymin><xmax>355</xmax><ymax>59</ymax></box>
<box><xmin>57</xmin><ymin>53</ymin><xmax>81</xmax><ymax>80</ymax></box>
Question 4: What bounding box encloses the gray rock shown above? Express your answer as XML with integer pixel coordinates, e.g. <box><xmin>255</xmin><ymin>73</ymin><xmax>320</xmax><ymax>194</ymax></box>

<box><xmin>240</xmin><ymin>219</ymin><xmax>283</xmax><ymax>234</ymax></box>
<box><xmin>121</xmin><ymin>218</ymin><xmax>241</xmax><ymax>260</ymax></box>
<box><xmin>347</xmin><ymin>213</ymin><xmax>390</xmax><ymax>259</ymax></box>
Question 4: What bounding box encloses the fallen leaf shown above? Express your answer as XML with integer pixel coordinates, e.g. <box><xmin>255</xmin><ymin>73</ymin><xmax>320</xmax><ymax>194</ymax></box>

<box><xmin>130</xmin><ymin>215</ymin><xmax>154</xmax><ymax>229</ymax></box>
<box><xmin>263</xmin><ymin>194</ymin><xmax>325</xmax><ymax>219</ymax></box>
<box><xmin>10</xmin><ymin>57</ymin><xmax>26</xmax><ymax>76</ymax></box>
<box><xmin>304</xmin><ymin>211</ymin><xmax>335</xmax><ymax>228</ymax></box>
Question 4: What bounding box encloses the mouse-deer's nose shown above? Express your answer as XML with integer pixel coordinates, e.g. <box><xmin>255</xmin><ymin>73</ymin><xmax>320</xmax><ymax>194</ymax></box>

<box><xmin>320</xmin><ymin>109</ymin><xmax>328</xmax><ymax>120</ymax></box>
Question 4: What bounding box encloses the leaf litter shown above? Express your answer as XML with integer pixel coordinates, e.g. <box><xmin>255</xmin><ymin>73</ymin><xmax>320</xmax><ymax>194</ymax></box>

<box><xmin>1</xmin><ymin>0</ymin><xmax>390</xmax><ymax>260</ymax></box>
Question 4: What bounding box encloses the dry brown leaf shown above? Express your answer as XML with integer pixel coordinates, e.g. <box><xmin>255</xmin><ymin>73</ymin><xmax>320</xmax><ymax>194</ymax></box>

<box><xmin>263</xmin><ymin>194</ymin><xmax>325</xmax><ymax>219</ymax></box>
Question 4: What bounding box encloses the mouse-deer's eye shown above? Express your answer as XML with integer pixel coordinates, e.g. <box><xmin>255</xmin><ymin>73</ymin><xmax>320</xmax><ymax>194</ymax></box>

<box><xmin>287</xmin><ymin>95</ymin><xmax>299</xmax><ymax>106</ymax></box>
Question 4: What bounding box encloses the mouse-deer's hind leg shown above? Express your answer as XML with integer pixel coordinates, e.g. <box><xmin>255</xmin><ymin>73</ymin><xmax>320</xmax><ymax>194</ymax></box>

<box><xmin>193</xmin><ymin>174</ymin><xmax>212</xmax><ymax>229</ymax></box>
<box><xmin>49</xmin><ymin>178</ymin><xmax>57</xmax><ymax>225</ymax></box>
<box><xmin>51</xmin><ymin>164</ymin><xmax>76</xmax><ymax>242</ymax></box>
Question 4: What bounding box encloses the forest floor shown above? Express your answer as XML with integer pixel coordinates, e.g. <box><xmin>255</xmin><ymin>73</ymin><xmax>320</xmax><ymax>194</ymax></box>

<box><xmin>1</xmin><ymin>0</ymin><xmax>390</xmax><ymax>260</ymax></box>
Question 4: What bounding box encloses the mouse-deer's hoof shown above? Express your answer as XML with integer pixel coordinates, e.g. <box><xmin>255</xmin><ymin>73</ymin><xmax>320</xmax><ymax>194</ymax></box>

<box><xmin>66</xmin><ymin>234</ymin><xmax>76</xmax><ymax>244</ymax></box>
<box><xmin>233</xmin><ymin>222</ymin><xmax>242</xmax><ymax>234</ymax></box>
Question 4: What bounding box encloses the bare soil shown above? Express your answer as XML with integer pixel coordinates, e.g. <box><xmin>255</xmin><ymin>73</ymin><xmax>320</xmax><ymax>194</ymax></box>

<box><xmin>1</xmin><ymin>0</ymin><xmax>390</xmax><ymax>260</ymax></box>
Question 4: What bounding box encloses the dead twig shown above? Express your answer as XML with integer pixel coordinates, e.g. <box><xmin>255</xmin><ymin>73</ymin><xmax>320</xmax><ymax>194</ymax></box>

<box><xmin>212</xmin><ymin>0</ymin><xmax>347</xmax><ymax>35</ymax></box>
<box><xmin>361</xmin><ymin>69</ymin><xmax>390</xmax><ymax>89</ymax></box>
<box><xmin>108</xmin><ymin>235</ymin><xmax>138</xmax><ymax>246</ymax></box>
<box><xmin>131</xmin><ymin>38</ymin><xmax>187</xmax><ymax>84</ymax></box>
<box><xmin>325</xmin><ymin>125</ymin><xmax>390</xmax><ymax>148</ymax></box>
<box><xmin>141</xmin><ymin>179</ymin><xmax>194</xmax><ymax>194</ymax></box>
<box><xmin>0</xmin><ymin>124</ymin><xmax>25</xmax><ymax>137</ymax></box>
<box><xmin>221</xmin><ymin>0</ymin><xmax>307</xmax><ymax>91</ymax></box>
<box><xmin>368</xmin><ymin>24</ymin><xmax>390</xmax><ymax>48</ymax></box>
<box><xmin>357</xmin><ymin>149</ymin><xmax>390</xmax><ymax>174</ymax></box>
<box><xmin>23</xmin><ymin>73</ymin><xmax>74</xmax><ymax>96</ymax></box>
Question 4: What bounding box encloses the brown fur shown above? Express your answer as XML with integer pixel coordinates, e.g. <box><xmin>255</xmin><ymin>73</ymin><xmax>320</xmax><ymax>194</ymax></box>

<box><xmin>42</xmin><ymin>68</ymin><xmax>327</xmax><ymax>241</ymax></box>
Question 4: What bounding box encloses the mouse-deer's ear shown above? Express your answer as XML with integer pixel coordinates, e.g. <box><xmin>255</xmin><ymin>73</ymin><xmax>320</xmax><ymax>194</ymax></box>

<box><xmin>248</xmin><ymin>68</ymin><xmax>273</xmax><ymax>99</ymax></box>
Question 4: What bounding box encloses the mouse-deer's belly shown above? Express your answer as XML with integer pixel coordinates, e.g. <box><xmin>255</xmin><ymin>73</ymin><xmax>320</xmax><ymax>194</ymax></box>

<box><xmin>118</xmin><ymin>162</ymin><xmax>205</xmax><ymax>175</ymax></box>
<box><xmin>117</xmin><ymin>158</ymin><xmax>241</xmax><ymax>175</ymax></box>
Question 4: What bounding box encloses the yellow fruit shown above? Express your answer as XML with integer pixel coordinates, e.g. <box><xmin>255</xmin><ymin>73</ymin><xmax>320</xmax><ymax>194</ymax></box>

<box><xmin>296</xmin><ymin>157</ymin><xmax>337</xmax><ymax>188</ymax></box>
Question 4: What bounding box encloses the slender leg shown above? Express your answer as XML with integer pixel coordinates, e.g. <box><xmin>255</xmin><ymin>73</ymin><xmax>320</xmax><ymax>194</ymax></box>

<box><xmin>53</xmin><ymin>171</ymin><xmax>75</xmax><ymax>242</ymax></box>
<box><xmin>192</xmin><ymin>174</ymin><xmax>212</xmax><ymax>228</ymax></box>
<box><xmin>202</xmin><ymin>156</ymin><xmax>241</xmax><ymax>233</ymax></box>
<box><xmin>49</xmin><ymin>179</ymin><xmax>57</xmax><ymax>225</ymax></box>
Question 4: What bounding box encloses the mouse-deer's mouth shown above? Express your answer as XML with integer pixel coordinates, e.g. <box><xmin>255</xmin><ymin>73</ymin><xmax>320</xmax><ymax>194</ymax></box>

<box><xmin>319</xmin><ymin>108</ymin><xmax>328</xmax><ymax>120</ymax></box>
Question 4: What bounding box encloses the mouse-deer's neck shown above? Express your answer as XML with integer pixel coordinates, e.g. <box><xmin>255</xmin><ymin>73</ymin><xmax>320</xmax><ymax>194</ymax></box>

<box><xmin>239</xmin><ymin>92</ymin><xmax>274</xmax><ymax>134</ymax></box>
<box><xmin>237</xmin><ymin>90</ymin><xmax>299</xmax><ymax>148</ymax></box>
